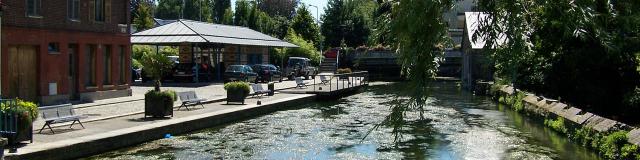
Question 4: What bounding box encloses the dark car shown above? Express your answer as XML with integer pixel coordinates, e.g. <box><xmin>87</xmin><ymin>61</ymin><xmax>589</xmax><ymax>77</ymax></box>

<box><xmin>224</xmin><ymin>65</ymin><xmax>258</xmax><ymax>83</ymax></box>
<box><xmin>252</xmin><ymin>64</ymin><xmax>283</xmax><ymax>83</ymax></box>
<box><xmin>172</xmin><ymin>63</ymin><xmax>195</xmax><ymax>82</ymax></box>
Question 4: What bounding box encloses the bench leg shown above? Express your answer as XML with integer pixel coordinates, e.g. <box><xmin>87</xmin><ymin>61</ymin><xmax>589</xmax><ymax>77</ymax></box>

<box><xmin>38</xmin><ymin>122</ymin><xmax>50</xmax><ymax>133</ymax></box>
<box><xmin>45</xmin><ymin>122</ymin><xmax>55</xmax><ymax>133</ymax></box>
<box><xmin>70</xmin><ymin>121</ymin><xmax>76</xmax><ymax>128</ymax></box>
<box><xmin>76</xmin><ymin>120</ymin><xmax>85</xmax><ymax>129</ymax></box>
<box><xmin>199</xmin><ymin>102</ymin><xmax>205</xmax><ymax>109</ymax></box>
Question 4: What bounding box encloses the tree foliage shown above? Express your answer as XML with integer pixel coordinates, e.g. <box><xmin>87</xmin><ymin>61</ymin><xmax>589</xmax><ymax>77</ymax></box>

<box><xmin>283</xmin><ymin>28</ymin><xmax>322</xmax><ymax>65</ymax></box>
<box><xmin>130</xmin><ymin>0</ymin><xmax>156</xmax><ymax>23</ymax></box>
<box><xmin>213</xmin><ymin>0</ymin><xmax>231</xmax><ymax>23</ymax></box>
<box><xmin>371</xmin><ymin>0</ymin><xmax>453</xmax><ymax>141</ymax></box>
<box><xmin>155</xmin><ymin>0</ymin><xmax>183</xmax><ymax>19</ymax></box>
<box><xmin>140</xmin><ymin>48</ymin><xmax>175</xmax><ymax>91</ymax></box>
<box><xmin>321</xmin><ymin>0</ymin><xmax>377</xmax><ymax>48</ymax></box>
<box><xmin>183</xmin><ymin>0</ymin><xmax>213</xmax><ymax>22</ymax></box>
<box><xmin>257</xmin><ymin>0</ymin><xmax>299</xmax><ymax>19</ymax></box>
<box><xmin>291</xmin><ymin>5</ymin><xmax>321</xmax><ymax>48</ymax></box>
<box><xmin>133</xmin><ymin>1</ymin><xmax>155</xmax><ymax>31</ymax></box>
<box><xmin>234</xmin><ymin>0</ymin><xmax>252</xmax><ymax>27</ymax></box>
<box><xmin>476</xmin><ymin>0</ymin><xmax>640</xmax><ymax>120</ymax></box>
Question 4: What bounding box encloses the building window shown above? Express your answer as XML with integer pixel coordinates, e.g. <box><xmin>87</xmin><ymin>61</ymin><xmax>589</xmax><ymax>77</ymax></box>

<box><xmin>85</xmin><ymin>45</ymin><xmax>96</xmax><ymax>86</ymax></box>
<box><xmin>48</xmin><ymin>43</ymin><xmax>60</xmax><ymax>53</ymax></box>
<box><xmin>103</xmin><ymin>45</ymin><xmax>112</xmax><ymax>85</ymax></box>
<box><xmin>68</xmin><ymin>0</ymin><xmax>80</xmax><ymax>20</ymax></box>
<box><xmin>119</xmin><ymin>46</ymin><xmax>126</xmax><ymax>84</ymax></box>
<box><xmin>26</xmin><ymin>0</ymin><xmax>41</xmax><ymax>17</ymax></box>
<box><xmin>95</xmin><ymin>0</ymin><xmax>105</xmax><ymax>22</ymax></box>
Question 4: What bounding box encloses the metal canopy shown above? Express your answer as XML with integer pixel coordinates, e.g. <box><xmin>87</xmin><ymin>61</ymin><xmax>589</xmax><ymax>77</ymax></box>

<box><xmin>132</xmin><ymin>19</ymin><xmax>298</xmax><ymax>48</ymax></box>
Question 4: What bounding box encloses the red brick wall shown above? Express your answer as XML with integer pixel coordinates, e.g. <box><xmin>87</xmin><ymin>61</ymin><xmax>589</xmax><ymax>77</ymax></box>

<box><xmin>1</xmin><ymin>26</ymin><xmax>131</xmax><ymax>98</ymax></box>
<box><xmin>2</xmin><ymin>0</ymin><xmax>129</xmax><ymax>33</ymax></box>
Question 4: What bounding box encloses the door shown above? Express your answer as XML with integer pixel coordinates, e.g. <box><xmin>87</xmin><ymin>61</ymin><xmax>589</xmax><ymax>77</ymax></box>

<box><xmin>68</xmin><ymin>44</ymin><xmax>79</xmax><ymax>100</ymax></box>
<box><xmin>8</xmin><ymin>45</ymin><xmax>38</xmax><ymax>102</ymax></box>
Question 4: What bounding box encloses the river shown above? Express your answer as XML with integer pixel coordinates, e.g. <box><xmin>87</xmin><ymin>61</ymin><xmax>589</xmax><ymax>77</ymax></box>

<box><xmin>86</xmin><ymin>82</ymin><xmax>600</xmax><ymax>160</ymax></box>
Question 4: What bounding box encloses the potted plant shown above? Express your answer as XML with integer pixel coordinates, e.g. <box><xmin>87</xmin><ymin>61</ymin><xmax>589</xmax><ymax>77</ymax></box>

<box><xmin>337</xmin><ymin>68</ymin><xmax>352</xmax><ymax>80</ymax></box>
<box><xmin>224</xmin><ymin>82</ymin><xmax>250</xmax><ymax>104</ymax></box>
<box><xmin>0</xmin><ymin>99</ymin><xmax>38</xmax><ymax>144</ymax></box>
<box><xmin>140</xmin><ymin>48</ymin><xmax>177</xmax><ymax>118</ymax></box>
<box><xmin>144</xmin><ymin>90</ymin><xmax>176</xmax><ymax>117</ymax></box>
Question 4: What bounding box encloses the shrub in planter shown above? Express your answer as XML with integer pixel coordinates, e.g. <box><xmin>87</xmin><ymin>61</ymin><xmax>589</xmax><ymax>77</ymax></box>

<box><xmin>224</xmin><ymin>82</ymin><xmax>250</xmax><ymax>104</ymax></box>
<box><xmin>0</xmin><ymin>99</ymin><xmax>38</xmax><ymax>143</ymax></box>
<box><xmin>337</xmin><ymin>68</ymin><xmax>352</xmax><ymax>79</ymax></box>
<box><xmin>144</xmin><ymin>90</ymin><xmax>177</xmax><ymax>118</ymax></box>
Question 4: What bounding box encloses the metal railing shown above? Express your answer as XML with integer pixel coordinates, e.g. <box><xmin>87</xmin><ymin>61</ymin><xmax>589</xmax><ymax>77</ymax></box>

<box><xmin>313</xmin><ymin>71</ymin><xmax>369</xmax><ymax>93</ymax></box>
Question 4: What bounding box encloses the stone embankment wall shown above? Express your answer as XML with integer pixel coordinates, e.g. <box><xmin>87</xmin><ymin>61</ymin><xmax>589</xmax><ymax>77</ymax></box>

<box><xmin>491</xmin><ymin>84</ymin><xmax>640</xmax><ymax>145</ymax></box>
<box><xmin>482</xmin><ymin>82</ymin><xmax>640</xmax><ymax>159</ymax></box>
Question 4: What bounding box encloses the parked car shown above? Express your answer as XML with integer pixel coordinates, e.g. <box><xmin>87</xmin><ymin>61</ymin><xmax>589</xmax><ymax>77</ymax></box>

<box><xmin>252</xmin><ymin>64</ymin><xmax>283</xmax><ymax>83</ymax></box>
<box><xmin>172</xmin><ymin>63</ymin><xmax>195</xmax><ymax>82</ymax></box>
<box><xmin>285</xmin><ymin>57</ymin><xmax>317</xmax><ymax>80</ymax></box>
<box><xmin>224</xmin><ymin>65</ymin><xmax>258</xmax><ymax>83</ymax></box>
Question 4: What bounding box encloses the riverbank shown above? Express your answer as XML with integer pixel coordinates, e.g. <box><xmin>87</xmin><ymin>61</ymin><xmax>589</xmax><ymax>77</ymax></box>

<box><xmin>489</xmin><ymin>83</ymin><xmax>640</xmax><ymax>159</ymax></box>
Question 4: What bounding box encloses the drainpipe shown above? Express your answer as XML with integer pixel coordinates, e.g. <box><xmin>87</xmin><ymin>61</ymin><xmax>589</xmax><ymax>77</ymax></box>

<box><xmin>1</xmin><ymin>6</ymin><xmax>3</xmax><ymax>96</ymax></box>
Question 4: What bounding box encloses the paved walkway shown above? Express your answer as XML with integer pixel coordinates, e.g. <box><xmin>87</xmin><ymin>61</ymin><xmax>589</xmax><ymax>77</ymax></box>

<box><xmin>5</xmin><ymin>92</ymin><xmax>315</xmax><ymax>159</ymax></box>
<box><xmin>32</xmin><ymin>79</ymin><xmax>317</xmax><ymax>131</ymax></box>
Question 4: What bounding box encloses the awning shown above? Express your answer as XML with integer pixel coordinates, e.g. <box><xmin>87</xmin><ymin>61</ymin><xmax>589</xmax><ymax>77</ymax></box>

<box><xmin>132</xmin><ymin>19</ymin><xmax>298</xmax><ymax>48</ymax></box>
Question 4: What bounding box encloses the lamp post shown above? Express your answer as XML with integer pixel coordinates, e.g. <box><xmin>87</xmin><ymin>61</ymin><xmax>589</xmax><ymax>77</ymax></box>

<box><xmin>307</xmin><ymin>4</ymin><xmax>322</xmax><ymax>60</ymax></box>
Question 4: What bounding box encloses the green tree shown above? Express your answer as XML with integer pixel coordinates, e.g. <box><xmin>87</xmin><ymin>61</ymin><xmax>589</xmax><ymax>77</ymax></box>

<box><xmin>321</xmin><ymin>0</ymin><xmax>376</xmax><ymax>48</ymax></box>
<box><xmin>366</xmin><ymin>0</ymin><xmax>453</xmax><ymax>141</ymax></box>
<box><xmin>130</xmin><ymin>0</ymin><xmax>156</xmax><ymax>23</ymax></box>
<box><xmin>133</xmin><ymin>1</ymin><xmax>155</xmax><ymax>31</ymax></box>
<box><xmin>234</xmin><ymin>0</ymin><xmax>252</xmax><ymax>27</ymax></box>
<box><xmin>291</xmin><ymin>5</ymin><xmax>321</xmax><ymax>48</ymax></box>
<box><xmin>222</xmin><ymin>8</ymin><xmax>234</xmax><ymax>25</ymax></box>
<box><xmin>155</xmin><ymin>0</ymin><xmax>182</xmax><ymax>19</ymax></box>
<box><xmin>257</xmin><ymin>0</ymin><xmax>299</xmax><ymax>19</ymax></box>
<box><xmin>321</xmin><ymin>0</ymin><xmax>345</xmax><ymax>48</ymax></box>
<box><xmin>284</xmin><ymin>28</ymin><xmax>321</xmax><ymax>65</ymax></box>
<box><xmin>476</xmin><ymin>0</ymin><xmax>640</xmax><ymax>120</ymax></box>
<box><xmin>213</xmin><ymin>0</ymin><xmax>231</xmax><ymax>23</ymax></box>
<box><xmin>183</xmin><ymin>0</ymin><xmax>213</xmax><ymax>22</ymax></box>
<box><xmin>140</xmin><ymin>50</ymin><xmax>175</xmax><ymax>91</ymax></box>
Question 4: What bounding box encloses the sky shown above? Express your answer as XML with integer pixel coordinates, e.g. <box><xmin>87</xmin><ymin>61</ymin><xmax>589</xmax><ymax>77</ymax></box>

<box><xmin>230</xmin><ymin>0</ymin><xmax>328</xmax><ymax>21</ymax></box>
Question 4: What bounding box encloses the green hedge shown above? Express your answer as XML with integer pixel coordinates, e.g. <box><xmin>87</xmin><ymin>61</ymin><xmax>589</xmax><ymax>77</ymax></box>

<box><xmin>224</xmin><ymin>82</ymin><xmax>250</xmax><ymax>97</ymax></box>
<box><xmin>145</xmin><ymin>90</ymin><xmax>177</xmax><ymax>102</ymax></box>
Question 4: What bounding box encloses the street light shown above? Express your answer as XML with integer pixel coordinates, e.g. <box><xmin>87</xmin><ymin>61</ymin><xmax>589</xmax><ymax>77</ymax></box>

<box><xmin>307</xmin><ymin>4</ymin><xmax>323</xmax><ymax>62</ymax></box>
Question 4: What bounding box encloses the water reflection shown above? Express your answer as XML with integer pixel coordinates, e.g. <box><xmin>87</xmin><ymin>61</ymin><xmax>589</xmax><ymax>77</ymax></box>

<box><xmin>86</xmin><ymin>82</ymin><xmax>600</xmax><ymax>160</ymax></box>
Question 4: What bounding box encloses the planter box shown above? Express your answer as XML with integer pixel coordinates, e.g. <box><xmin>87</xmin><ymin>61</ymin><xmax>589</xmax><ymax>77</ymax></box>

<box><xmin>3</xmin><ymin>112</ymin><xmax>33</xmax><ymax>144</ymax></box>
<box><xmin>144</xmin><ymin>95</ymin><xmax>174</xmax><ymax>118</ymax></box>
<box><xmin>226</xmin><ymin>90</ymin><xmax>246</xmax><ymax>104</ymax></box>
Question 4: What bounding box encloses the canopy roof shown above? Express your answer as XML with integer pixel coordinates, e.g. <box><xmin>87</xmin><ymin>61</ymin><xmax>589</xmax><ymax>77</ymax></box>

<box><xmin>132</xmin><ymin>19</ymin><xmax>298</xmax><ymax>48</ymax></box>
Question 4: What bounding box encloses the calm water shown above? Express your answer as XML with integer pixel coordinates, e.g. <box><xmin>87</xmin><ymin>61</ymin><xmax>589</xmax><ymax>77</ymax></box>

<box><xmin>87</xmin><ymin>82</ymin><xmax>600</xmax><ymax>160</ymax></box>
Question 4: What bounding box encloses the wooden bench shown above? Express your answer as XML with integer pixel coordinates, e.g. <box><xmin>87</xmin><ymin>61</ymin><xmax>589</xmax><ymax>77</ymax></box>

<box><xmin>178</xmin><ymin>91</ymin><xmax>206</xmax><ymax>111</ymax></box>
<box><xmin>251</xmin><ymin>84</ymin><xmax>270</xmax><ymax>97</ymax></box>
<box><xmin>39</xmin><ymin>104</ymin><xmax>84</xmax><ymax>134</ymax></box>
<box><xmin>295</xmin><ymin>77</ymin><xmax>308</xmax><ymax>88</ymax></box>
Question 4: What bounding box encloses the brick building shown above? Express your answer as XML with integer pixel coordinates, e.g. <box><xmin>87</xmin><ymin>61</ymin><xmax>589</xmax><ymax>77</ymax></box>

<box><xmin>1</xmin><ymin>0</ymin><xmax>131</xmax><ymax>104</ymax></box>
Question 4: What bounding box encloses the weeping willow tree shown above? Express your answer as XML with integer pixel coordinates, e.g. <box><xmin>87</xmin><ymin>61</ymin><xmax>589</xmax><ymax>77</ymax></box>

<box><xmin>367</xmin><ymin>0</ymin><xmax>454</xmax><ymax>142</ymax></box>
<box><xmin>475</xmin><ymin>0</ymin><xmax>640</xmax><ymax>120</ymax></box>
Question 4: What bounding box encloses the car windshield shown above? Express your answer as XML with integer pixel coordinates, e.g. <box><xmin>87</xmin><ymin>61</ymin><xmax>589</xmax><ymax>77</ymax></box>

<box><xmin>288</xmin><ymin>59</ymin><xmax>305</xmax><ymax>67</ymax></box>
<box><xmin>226</xmin><ymin>66</ymin><xmax>243</xmax><ymax>72</ymax></box>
